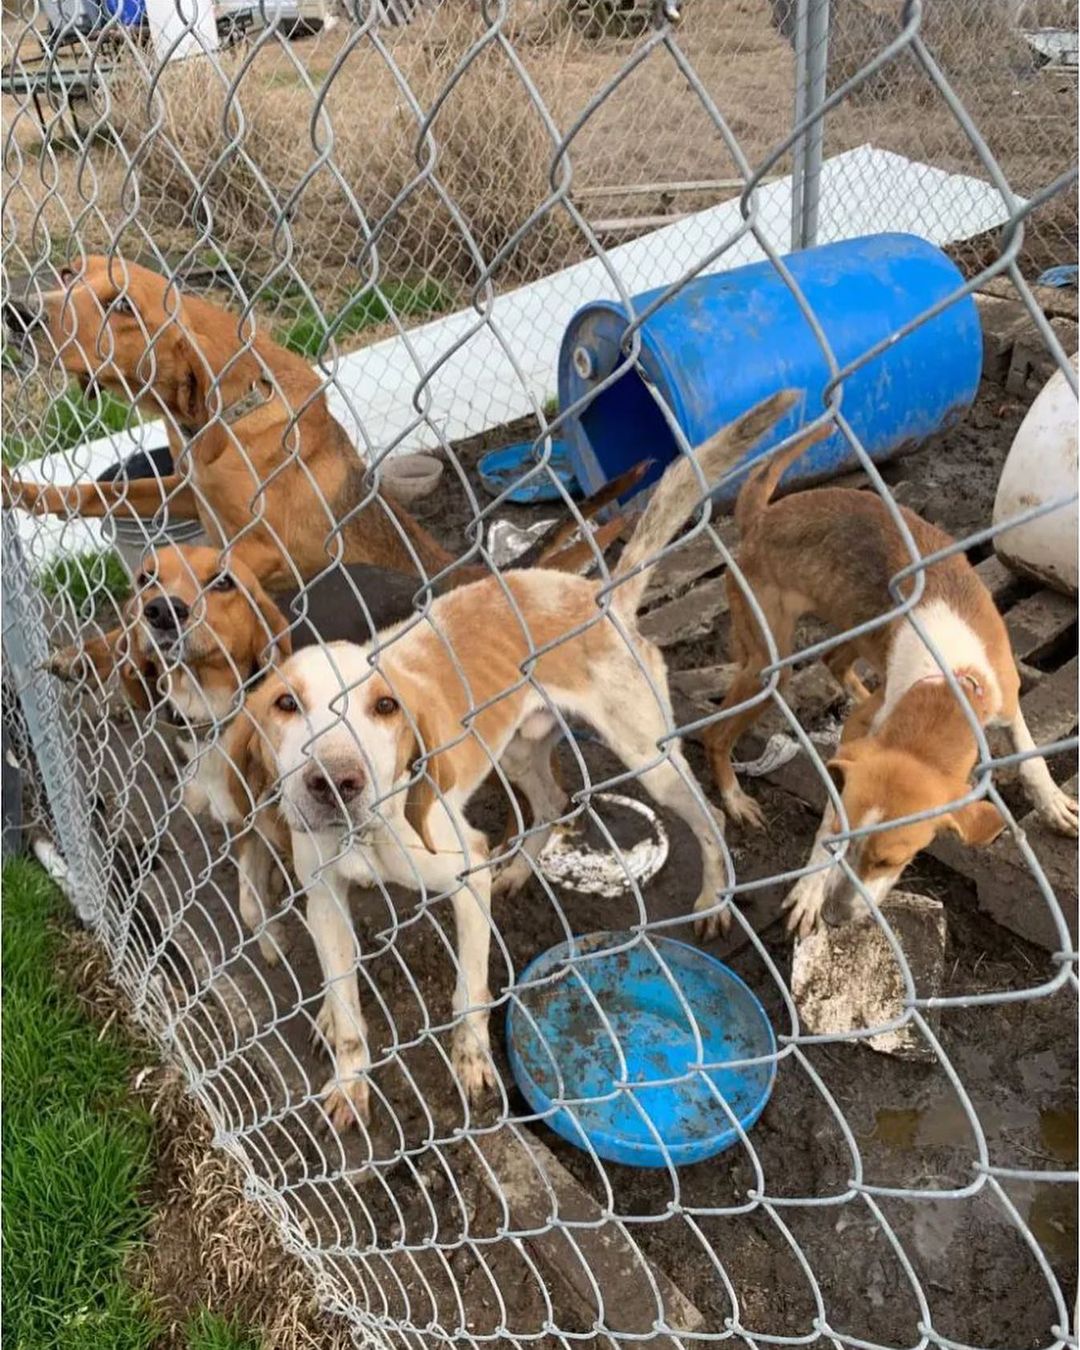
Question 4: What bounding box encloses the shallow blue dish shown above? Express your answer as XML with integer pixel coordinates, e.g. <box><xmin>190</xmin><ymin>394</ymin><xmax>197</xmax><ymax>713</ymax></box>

<box><xmin>506</xmin><ymin>932</ymin><xmax>777</xmax><ymax>1168</ymax></box>
<box><xmin>478</xmin><ymin>440</ymin><xmax>581</xmax><ymax>504</ymax></box>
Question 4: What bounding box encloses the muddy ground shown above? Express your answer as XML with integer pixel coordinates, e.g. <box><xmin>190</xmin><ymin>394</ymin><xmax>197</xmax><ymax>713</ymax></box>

<box><xmin>45</xmin><ymin>369</ymin><xmax>1078</xmax><ymax>1348</ymax></box>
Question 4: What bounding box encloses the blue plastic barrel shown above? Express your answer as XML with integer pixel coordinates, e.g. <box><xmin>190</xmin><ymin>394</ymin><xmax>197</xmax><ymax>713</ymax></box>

<box><xmin>558</xmin><ymin>233</ymin><xmax>982</xmax><ymax>507</ymax></box>
<box><xmin>104</xmin><ymin>0</ymin><xmax>144</xmax><ymax>23</ymax></box>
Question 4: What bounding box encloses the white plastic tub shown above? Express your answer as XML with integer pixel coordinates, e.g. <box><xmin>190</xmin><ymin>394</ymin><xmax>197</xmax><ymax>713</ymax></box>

<box><xmin>993</xmin><ymin>353</ymin><xmax>1079</xmax><ymax>596</ymax></box>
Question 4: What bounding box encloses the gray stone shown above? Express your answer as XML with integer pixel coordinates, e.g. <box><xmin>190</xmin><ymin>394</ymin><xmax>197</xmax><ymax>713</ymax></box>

<box><xmin>790</xmin><ymin>890</ymin><xmax>947</xmax><ymax>1061</ymax></box>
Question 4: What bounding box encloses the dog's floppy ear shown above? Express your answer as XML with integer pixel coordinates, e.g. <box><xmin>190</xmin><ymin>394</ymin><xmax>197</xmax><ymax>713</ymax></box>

<box><xmin>171</xmin><ymin>330</ymin><xmax>210</xmax><ymax>429</ymax></box>
<box><xmin>222</xmin><ymin>672</ymin><xmax>282</xmax><ymax>818</ymax></box>
<box><xmin>251</xmin><ymin>580</ymin><xmax>293</xmax><ymax>664</ymax></box>
<box><xmin>825</xmin><ymin>755</ymin><xmax>858</xmax><ymax>796</ymax></box>
<box><xmin>403</xmin><ymin>702</ymin><xmax>457</xmax><ymax>855</ymax></box>
<box><xmin>944</xmin><ymin>799</ymin><xmax>1007</xmax><ymax>847</ymax></box>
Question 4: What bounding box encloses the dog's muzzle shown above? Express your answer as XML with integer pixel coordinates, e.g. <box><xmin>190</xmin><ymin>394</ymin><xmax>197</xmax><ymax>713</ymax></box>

<box><xmin>291</xmin><ymin>757</ymin><xmax>369</xmax><ymax>831</ymax></box>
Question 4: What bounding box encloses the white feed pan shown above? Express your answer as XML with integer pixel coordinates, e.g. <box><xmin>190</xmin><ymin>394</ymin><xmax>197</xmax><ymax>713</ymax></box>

<box><xmin>993</xmin><ymin>353</ymin><xmax>1079</xmax><ymax>597</ymax></box>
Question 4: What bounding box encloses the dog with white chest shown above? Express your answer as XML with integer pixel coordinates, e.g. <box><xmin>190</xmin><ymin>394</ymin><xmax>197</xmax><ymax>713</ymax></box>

<box><xmin>703</xmin><ymin>424</ymin><xmax>1079</xmax><ymax>939</ymax></box>
<box><xmin>223</xmin><ymin>390</ymin><xmax>802</xmax><ymax>1130</ymax></box>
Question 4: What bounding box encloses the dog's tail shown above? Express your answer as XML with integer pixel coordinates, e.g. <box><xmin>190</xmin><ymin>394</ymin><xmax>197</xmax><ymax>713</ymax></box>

<box><xmin>733</xmin><ymin>411</ymin><xmax>832</xmax><ymax>537</ymax></box>
<box><xmin>610</xmin><ymin>389</ymin><xmax>800</xmax><ymax>621</ymax></box>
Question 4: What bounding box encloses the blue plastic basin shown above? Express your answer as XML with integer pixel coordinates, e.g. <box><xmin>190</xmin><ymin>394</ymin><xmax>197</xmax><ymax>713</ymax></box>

<box><xmin>478</xmin><ymin>439</ymin><xmax>580</xmax><ymax>504</ymax></box>
<box><xmin>557</xmin><ymin>233</ymin><xmax>982</xmax><ymax>507</ymax></box>
<box><xmin>507</xmin><ymin>932</ymin><xmax>777</xmax><ymax>1168</ymax></box>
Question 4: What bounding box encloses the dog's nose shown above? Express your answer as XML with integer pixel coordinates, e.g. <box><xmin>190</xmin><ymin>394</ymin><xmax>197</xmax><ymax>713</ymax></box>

<box><xmin>305</xmin><ymin>767</ymin><xmax>364</xmax><ymax>804</ymax></box>
<box><xmin>143</xmin><ymin>596</ymin><xmax>189</xmax><ymax>632</ymax></box>
<box><xmin>4</xmin><ymin>299</ymin><xmax>41</xmax><ymax>335</ymax></box>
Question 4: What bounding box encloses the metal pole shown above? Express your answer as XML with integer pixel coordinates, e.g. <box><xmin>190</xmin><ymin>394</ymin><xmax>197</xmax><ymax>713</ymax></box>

<box><xmin>789</xmin><ymin>0</ymin><xmax>810</xmax><ymax>250</ymax></box>
<box><xmin>790</xmin><ymin>0</ymin><xmax>830</xmax><ymax>251</ymax></box>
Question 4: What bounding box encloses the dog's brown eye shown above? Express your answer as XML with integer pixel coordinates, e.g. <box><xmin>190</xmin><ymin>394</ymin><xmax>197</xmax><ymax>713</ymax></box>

<box><xmin>112</xmin><ymin>294</ymin><xmax>135</xmax><ymax>317</ymax></box>
<box><xmin>374</xmin><ymin>696</ymin><xmax>398</xmax><ymax>716</ymax></box>
<box><xmin>275</xmin><ymin>693</ymin><xmax>298</xmax><ymax>714</ymax></box>
<box><xmin>136</xmin><ymin>571</ymin><xmax>150</xmax><ymax>589</ymax></box>
<box><xmin>59</xmin><ymin>266</ymin><xmax>76</xmax><ymax>285</ymax></box>
<box><xmin>210</xmin><ymin>572</ymin><xmax>235</xmax><ymax>592</ymax></box>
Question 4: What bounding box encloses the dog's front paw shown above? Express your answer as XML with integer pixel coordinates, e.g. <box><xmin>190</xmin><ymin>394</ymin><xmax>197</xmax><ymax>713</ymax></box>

<box><xmin>693</xmin><ymin>891</ymin><xmax>732</xmax><ymax>942</ymax></box>
<box><xmin>43</xmin><ymin>645</ymin><xmax>84</xmax><ymax>682</ymax></box>
<box><xmin>782</xmin><ymin>875</ymin><xmax>827</xmax><ymax>940</ymax></box>
<box><xmin>256</xmin><ymin>919</ymin><xmax>288</xmax><ymax>967</ymax></box>
<box><xmin>492</xmin><ymin>856</ymin><xmax>532</xmax><ymax>899</ymax></box>
<box><xmin>320</xmin><ymin>1051</ymin><xmax>370</xmax><ymax>1132</ymax></box>
<box><xmin>1038</xmin><ymin>787</ymin><xmax>1079</xmax><ymax>838</ymax></box>
<box><xmin>452</xmin><ymin>1026</ymin><xmax>497</xmax><ymax>1102</ymax></box>
<box><xmin>722</xmin><ymin>783</ymin><xmax>767</xmax><ymax>830</ymax></box>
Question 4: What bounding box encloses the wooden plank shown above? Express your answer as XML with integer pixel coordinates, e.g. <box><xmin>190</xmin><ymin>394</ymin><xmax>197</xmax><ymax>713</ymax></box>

<box><xmin>1006</xmin><ymin>317</ymin><xmax>1080</xmax><ymax>397</ymax></box>
<box><xmin>930</xmin><ymin>788</ymin><xmax>1078</xmax><ymax>953</ymax></box>
<box><xmin>575</xmin><ymin>177</ymin><xmax>782</xmax><ymax>199</ymax></box>
<box><xmin>669</xmin><ymin>663</ymin><xmax>737</xmax><ymax>702</ymax></box>
<box><xmin>977</xmin><ymin>553</ymin><xmax>1027</xmax><ymax>605</ymax></box>
<box><xmin>643</xmin><ymin>528</ymin><xmax>733</xmax><ymax>605</ymax></box>
<box><xmin>640</xmin><ymin>575</ymin><xmax>728</xmax><ymax>647</ymax></box>
<box><xmin>593</xmin><ymin>213</ymin><xmax>692</xmax><ymax>234</ymax></box>
<box><xmin>1017</xmin><ymin>656</ymin><xmax>1079</xmax><ymax>748</ymax></box>
<box><xmin>1004</xmin><ymin>589</ymin><xmax>1077</xmax><ymax>664</ymax></box>
<box><xmin>477</xmin><ymin>1127</ymin><xmax>703</xmax><ymax>1349</ymax></box>
<box><xmin>975</xmin><ymin>294</ymin><xmax>1039</xmax><ymax>384</ymax></box>
<box><xmin>978</xmin><ymin>275</ymin><xmax>1079</xmax><ymax>323</ymax></box>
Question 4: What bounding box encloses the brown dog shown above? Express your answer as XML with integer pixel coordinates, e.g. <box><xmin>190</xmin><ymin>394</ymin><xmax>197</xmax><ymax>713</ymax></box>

<box><xmin>701</xmin><ymin>425</ymin><xmax>1079</xmax><ymax>939</ymax></box>
<box><xmin>3</xmin><ymin>256</ymin><xmax>633</xmax><ymax>588</ymax></box>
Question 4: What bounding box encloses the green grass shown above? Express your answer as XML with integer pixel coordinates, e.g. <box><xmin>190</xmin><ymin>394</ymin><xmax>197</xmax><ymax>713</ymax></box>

<box><xmin>3</xmin><ymin>384</ymin><xmax>137</xmax><ymax>467</ymax></box>
<box><xmin>186</xmin><ymin>1308</ymin><xmax>263</xmax><ymax>1350</ymax></box>
<box><xmin>37</xmin><ymin>548</ymin><xmax>132</xmax><ymax>618</ymax></box>
<box><xmin>2</xmin><ymin>858</ymin><xmax>158</xmax><ymax>1350</ymax></box>
<box><xmin>2</xmin><ymin>859</ymin><xmax>267</xmax><ymax>1349</ymax></box>
<box><xmin>276</xmin><ymin>279</ymin><xmax>456</xmax><ymax>359</ymax></box>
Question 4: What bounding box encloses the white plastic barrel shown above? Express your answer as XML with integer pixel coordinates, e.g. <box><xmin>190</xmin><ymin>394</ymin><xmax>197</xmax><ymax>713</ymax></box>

<box><xmin>144</xmin><ymin>0</ymin><xmax>218</xmax><ymax>62</ymax></box>
<box><xmin>993</xmin><ymin>353</ymin><xmax>1079</xmax><ymax>596</ymax></box>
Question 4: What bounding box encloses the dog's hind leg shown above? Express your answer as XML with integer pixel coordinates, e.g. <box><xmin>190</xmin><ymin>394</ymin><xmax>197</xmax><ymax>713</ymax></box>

<box><xmin>493</xmin><ymin>727</ymin><xmax>570</xmax><ymax>899</ymax></box>
<box><xmin>579</xmin><ymin>652</ymin><xmax>732</xmax><ymax>941</ymax></box>
<box><xmin>703</xmin><ymin>575</ymin><xmax>795</xmax><ymax>829</ymax></box>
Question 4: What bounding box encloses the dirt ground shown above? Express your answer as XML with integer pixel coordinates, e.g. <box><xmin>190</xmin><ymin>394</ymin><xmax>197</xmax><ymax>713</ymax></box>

<box><xmin>38</xmin><ymin>361</ymin><xmax>1076</xmax><ymax>1349</ymax></box>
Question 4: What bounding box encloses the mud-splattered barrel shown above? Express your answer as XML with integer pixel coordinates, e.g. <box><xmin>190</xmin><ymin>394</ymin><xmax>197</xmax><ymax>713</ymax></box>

<box><xmin>558</xmin><ymin>233</ymin><xmax>982</xmax><ymax>507</ymax></box>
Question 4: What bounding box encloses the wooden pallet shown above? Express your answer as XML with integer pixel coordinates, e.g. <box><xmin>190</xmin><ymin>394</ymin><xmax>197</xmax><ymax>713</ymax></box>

<box><xmin>651</xmin><ymin>552</ymin><xmax>1078</xmax><ymax>954</ymax></box>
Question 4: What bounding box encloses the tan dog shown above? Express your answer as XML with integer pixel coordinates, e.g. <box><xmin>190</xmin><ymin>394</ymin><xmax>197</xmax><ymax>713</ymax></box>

<box><xmin>703</xmin><ymin>426</ymin><xmax>1079</xmax><ymax>939</ymax></box>
<box><xmin>50</xmin><ymin>542</ymin><xmax>604</xmax><ymax>964</ymax></box>
<box><xmin>220</xmin><ymin>391</ymin><xmax>798</xmax><ymax>1130</ymax></box>
<box><xmin>50</xmin><ymin>546</ymin><xmax>300</xmax><ymax>961</ymax></box>
<box><xmin>3</xmin><ymin>256</ymin><xmax>632</xmax><ymax>588</ymax></box>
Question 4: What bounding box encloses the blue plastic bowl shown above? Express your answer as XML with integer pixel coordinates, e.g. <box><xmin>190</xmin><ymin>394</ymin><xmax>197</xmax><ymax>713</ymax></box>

<box><xmin>506</xmin><ymin>932</ymin><xmax>777</xmax><ymax>1168</ymax></box>
<box><xmin>478</xmin><ymin>439</ymin><xmax>581</xmax><ymax>504</ymax></box>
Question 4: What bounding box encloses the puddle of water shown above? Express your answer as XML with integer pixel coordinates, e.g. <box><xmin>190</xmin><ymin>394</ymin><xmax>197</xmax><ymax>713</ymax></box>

<box><xmin>872</xmin><ymin>1101</ymin><xmax>1078</xmax><ymax>1157</ymax></box>
<box><xmin>1039</xmin><ymin>1109</ymin><xmax>1079</xmax><ymax>1166</ymax></box>
<box><xmin>872</xmin><ymin>1101</ymin><xmax>1079</xmax><ymax>1264</ymax></box>
<box><xmin>1027</xmin><ymin>1183</ymin><xmax>1078</xmax><ymax>1263</ymax></box>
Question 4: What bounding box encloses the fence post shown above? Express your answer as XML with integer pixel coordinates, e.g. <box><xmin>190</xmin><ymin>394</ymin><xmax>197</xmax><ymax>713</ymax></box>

<box><xmin>789</xmin><ymin>0</ymin><xmax>830</xmax><ymax>251</ymax></box>
<box><xmin>0</xmin><ymin>522</ymin><xmax>101</xmax><ymax>923</ymax></box>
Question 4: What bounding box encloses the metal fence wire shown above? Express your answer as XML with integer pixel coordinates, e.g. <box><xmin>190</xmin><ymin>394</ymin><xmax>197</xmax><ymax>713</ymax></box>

<box><xmin>2</xmin><ymin>0</ymin><xmax>1078</xmax><ymax>1344</ymax></box>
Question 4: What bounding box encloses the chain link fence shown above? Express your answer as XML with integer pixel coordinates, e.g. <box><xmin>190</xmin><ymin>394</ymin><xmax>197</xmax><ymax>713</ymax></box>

<box><xmin>2</xmin><ymin>0</ymin><xmax>1078</xmax><ymax>1344</ymax></box>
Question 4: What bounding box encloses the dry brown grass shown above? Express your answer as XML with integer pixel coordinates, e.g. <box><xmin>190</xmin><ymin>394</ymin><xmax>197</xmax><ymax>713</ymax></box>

<box><xmin>105</xmin><ymin>13</ymin><xmax>589</xmax><ymax>297</ymax></box>
<box><xmin>57</xmin><ymin>924</ymin><xmax>354</xmax><ymax>1349</ymax></box>
<box><xmin>2</xmin><ymin>0</ymin><xmax>1074</xmax><ymax>336</ymax></box>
